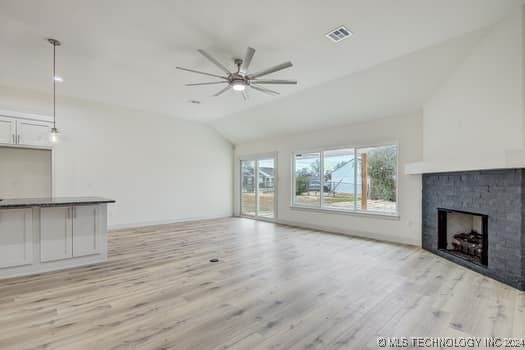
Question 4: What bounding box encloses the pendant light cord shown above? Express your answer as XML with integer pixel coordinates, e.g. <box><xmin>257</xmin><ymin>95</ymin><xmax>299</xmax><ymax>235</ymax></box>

<box><xmin>53</xmin><ymin>42</ymin><xmax>56</xmax><ymax>129</ymax></box>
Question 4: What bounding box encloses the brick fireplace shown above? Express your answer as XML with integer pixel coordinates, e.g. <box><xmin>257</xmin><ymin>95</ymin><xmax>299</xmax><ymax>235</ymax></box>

<box><xmin>422</xmin><ymin>169</ymin><xmax>525</xmax><ymax>290</ymax></box>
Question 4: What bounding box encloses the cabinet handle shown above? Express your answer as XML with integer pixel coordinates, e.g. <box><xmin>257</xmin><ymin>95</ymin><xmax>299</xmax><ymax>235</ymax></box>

<box><xmin>73</xmin><ymin>207</ymin><xmax>76</xmax><ymax>218</ymax></box>
<box><xmin>17</xmin><ymin>135</ymin><xmax>20</xmax><ymax>144</ymax></box>
<box><xmin>12</xmin><ymin>134</ymin><xmax>15</xmax><ymax>144</ymax></box>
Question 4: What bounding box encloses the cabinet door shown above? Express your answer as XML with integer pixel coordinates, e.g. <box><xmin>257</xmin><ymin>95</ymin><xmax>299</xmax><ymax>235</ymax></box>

<box><xmin>41</xmin><ymin>207</ymin><xmax>73</xmax><ymax>262</ymax></box>
<box><xmin>73</xmin><ymin>205</ymin><xmax>100</xmax><ymax>257</ymax></box>
<box><xmin>0</xmin><ymin>208</ymin><xmax>33</xmax><ymax>268</ymax></box>
<box><xmin>17</xmin><ymin>120</ymin><xmax>52</xmax><ymax>147</ymax></box>
<box><xmin>0</xmin><ymin>116</ymin><xmax>16</xmax><ymax>145</ymax></box>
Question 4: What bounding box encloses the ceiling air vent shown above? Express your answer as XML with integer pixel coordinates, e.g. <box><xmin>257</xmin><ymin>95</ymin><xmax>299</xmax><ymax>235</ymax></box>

<box><xmin>325</xmin><ymin>26</ymin><xmax>352</xmax><ymax>43</ymax></box>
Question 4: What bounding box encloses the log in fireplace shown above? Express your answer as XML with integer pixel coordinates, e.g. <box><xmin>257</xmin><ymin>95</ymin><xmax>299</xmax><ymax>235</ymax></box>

<box><xmin>437</xmin><ymin>208</ymin><xmax>488</xmax><ymax>266</ymax></box>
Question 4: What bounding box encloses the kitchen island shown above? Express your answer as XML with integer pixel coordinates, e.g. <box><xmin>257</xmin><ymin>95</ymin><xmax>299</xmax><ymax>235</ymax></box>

<box><xmin>0</xmin><ymin>197</ymin><xmax>115</xmax><ymax>278</ymax></box>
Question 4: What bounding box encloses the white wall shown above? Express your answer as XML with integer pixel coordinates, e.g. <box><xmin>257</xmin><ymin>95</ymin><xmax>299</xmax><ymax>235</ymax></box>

<box><xmin>0</xmin><ymin>85</ymin><xmax>233</xmax><ymax>228</ymax></box>
<box><xmin>234</xmin><ymin>113</ymin><xmax>423</xmax><ymax>246</ymax></box>
<box><xmin>422</xmin><ymin>10</ymin><xmax>524</xmax><ymax>172</ymax></box>
<box><xmin>0</xmin><ymin>147</ymin><xmax>52</xmax><ymax>198</ymax></box>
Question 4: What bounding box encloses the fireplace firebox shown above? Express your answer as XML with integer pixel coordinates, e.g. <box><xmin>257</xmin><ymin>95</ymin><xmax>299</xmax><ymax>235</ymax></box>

<box><xmin>437</xmin><ymin>209</ymin><xmax>488</xmax><ymax>266</ymax></box>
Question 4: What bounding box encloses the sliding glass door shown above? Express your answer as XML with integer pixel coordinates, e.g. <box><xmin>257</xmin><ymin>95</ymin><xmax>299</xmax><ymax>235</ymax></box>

<box><xmin>257</xmin><ymin>158</ymin><xmax>275</xmax><ymax>218</ymax></box>
<box><xmin>240</xmin><ymin>160</ymin><xmax>256</xmax><ymax>216</ymax></box>
<box><xmin>240</xmin><ymin>156</ymin><xmax>276</xmax><ymax>219</ymax></box>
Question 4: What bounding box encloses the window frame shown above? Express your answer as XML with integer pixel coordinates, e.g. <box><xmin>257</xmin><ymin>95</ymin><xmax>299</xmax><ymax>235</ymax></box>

<box><xmin>291</xmin><ymin>142</ymin><xmax>399</xmax><ymax>218</ymax></box>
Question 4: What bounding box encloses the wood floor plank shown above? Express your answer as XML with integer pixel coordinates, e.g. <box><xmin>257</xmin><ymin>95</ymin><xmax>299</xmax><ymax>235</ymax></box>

<box><xmin>0</xmin><ymin>217</ymin><xmax>523</xmax><ymax>350</ymax></box>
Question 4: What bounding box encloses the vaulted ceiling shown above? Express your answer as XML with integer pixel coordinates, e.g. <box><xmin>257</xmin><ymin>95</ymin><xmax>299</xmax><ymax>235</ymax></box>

<box><xmin>0</xmin><ymin>0</ymin><xmax>523</xmax><ymax>142</ymax></box>
<box><xmin>211</xmin><ymin>28</ymin><xmax>489</xmax><ymax>143</ymax></box>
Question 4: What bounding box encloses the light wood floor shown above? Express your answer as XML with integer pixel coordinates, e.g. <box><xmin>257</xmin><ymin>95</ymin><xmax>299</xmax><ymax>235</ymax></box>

<box><xmin>0</xmin><ymin>218</ymin><xmax>524</xmax><ymax>350</ymax></box>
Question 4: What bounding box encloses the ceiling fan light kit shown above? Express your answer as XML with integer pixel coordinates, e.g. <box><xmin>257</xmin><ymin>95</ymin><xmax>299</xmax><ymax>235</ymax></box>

<box><xmin>176</xmin><ymin>47</ymin><xmax>297</xmax><ymax>100</ymax></box>
<box><xmin>231</xmin><ymin>80</ymin><xmax>246</xmax><ymax>92</ymax></box>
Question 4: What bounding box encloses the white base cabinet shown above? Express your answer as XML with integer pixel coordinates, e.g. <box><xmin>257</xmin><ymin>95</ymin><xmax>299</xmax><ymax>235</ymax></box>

<box><xmin>72</xmin><ymin>205</ymin><xmax>100</xmax><ymax>257</ymax></box>
<box><xmin>41</xmin><ymin>206</ymin><xmax>73</xmax><ymax>262</ymax></box>
<box><xmin>0</xmin><ymin>204</ymin><xmax>108</xmax><ymax>279</ymax></box>
<box><xmin>0</xmin><ymin>208</ymin><xmax>33</xmax><ymax>268</ymax></box>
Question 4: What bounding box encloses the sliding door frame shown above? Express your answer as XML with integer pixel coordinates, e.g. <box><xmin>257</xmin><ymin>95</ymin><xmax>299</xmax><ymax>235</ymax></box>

<box><xmin>239</xmin><ymin>152</ymin><xmax>278</xmax><ymax>222</ymax></box>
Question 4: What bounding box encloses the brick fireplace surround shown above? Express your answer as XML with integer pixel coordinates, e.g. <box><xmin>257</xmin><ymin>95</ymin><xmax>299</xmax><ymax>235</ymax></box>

<box><xmin>422</xmin><ymin>169</ymin><xmax>525</xmax><ymax>290</ymax></box>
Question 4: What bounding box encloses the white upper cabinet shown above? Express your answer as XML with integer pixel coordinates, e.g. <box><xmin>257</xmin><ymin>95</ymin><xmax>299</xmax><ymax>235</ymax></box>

<box><xmin>0</xmin><ymin>112</ymin><xmax>52</xmax><ymax>148</ymax></box>
<box><xmin>0</xmin><ymin>116</ymin><xmax>16</xmax><ymax>145</ymax></box>
<box><xmin>17</xmin><ymin>120</ymin><xmax>52</xmax><ymax>147</ymax></box>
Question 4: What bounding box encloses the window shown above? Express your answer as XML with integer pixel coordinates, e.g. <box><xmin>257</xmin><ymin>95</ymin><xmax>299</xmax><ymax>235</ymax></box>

<box><xmin>294</xmin><ymin>152</ymin><xmax>321</xmax><ymax>207</ymax></box>
<box><xmin>323</xmin><ymin>148</ymin><xmax>355</xmax><ymax>210</ymax></box>
<box><xmin>293</xmin><ymin>145</ymin><xmax>397</xmax><ymax>215</ymax></box>
<box><xmin>356</xmin><ymin>145</ymin><xmax>397</xmax><ymax>213</ymax></box>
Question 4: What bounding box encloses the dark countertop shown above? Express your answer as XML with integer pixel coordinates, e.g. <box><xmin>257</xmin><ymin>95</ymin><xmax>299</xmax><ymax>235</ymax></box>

<box><xmin>0</xmin><ymin>197</ymin><xmax>115</xmax><ymax>209</ymax></box>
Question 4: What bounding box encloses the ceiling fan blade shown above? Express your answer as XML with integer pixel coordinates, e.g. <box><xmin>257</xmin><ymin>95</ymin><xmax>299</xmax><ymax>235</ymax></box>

<box><xmin>176</xmin><ymin>66</ymin><xmax>228</xmax><ymax>80</ymax></box>
<box><xmin>247</xmin><ymin>61</ymin><xmax>293</xmax><ymax>79</ymax></box>
<box><xmin>250</xmin><ymin>79</ymin><xmax>297</xmax><ymax>85</ymax></box>
<box><xmin>250</xmin><ymin>84</ymin><xmax>280</xmax><ymax>95</ymax></box>
<box><xmin>242</xmin><ymin>89</ymin><xmax>249</xmax><ymax>101</ymax></box>
<box><xmin>213</xmin><ymin>85</ymin><xmax>232</xmax><ymax>96</ymax></box>
<box><xmin>198</xmin><ymin>49</ymin><xmax>232</xmax><ymax>75</ymax></box>
<box><xmin>185</xmin><ymin>81</ymin><xmax>228</xmax><ymax>86</ymax></box>
<box><xmin>240</xmin><ymin>47</ymin><xmax>256</xmax><ymax>74</ymax></box>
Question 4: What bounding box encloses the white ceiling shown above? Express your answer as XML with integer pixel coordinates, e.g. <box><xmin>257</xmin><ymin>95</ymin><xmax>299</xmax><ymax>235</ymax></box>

<box><xmin>211</xmin><ymin>28</ymin><xmax>489</xmax><ymax>143</ymax></box>
<box><xmin>0</xmin><ymin>0</ymin><xmax>523</xmax><ymax>135</ymax></box>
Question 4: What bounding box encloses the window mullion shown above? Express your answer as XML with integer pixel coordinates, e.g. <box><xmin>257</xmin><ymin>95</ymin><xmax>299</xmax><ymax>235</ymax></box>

<box><xmin>292</xmin><ymin>155</ymin><xmax>295</xmax><ymax>207</ymax></box>
<box><xmin>320</xmin><ymin>152</ymin><xmax>324</xmax><ymax>208</ymax></box>
<box><xmin>354</xmin><ymin>149</ymin><xmax>358</xmax><ymax>211</ymax></box>
<box><xmin>255</xmin><ymin>161</ymin><xmax>260</xmax><ymax>216</ymax></box>
<box><xmin>240</xmin><ymin>161</ymin><xmax>243</xmax><ymax>215</ymax></box>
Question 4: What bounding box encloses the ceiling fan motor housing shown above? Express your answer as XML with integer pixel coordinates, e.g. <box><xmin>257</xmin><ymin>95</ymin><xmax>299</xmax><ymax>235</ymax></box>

<box><xmin>230</xmin><ymin>74</ymin><xmax>248</xmax><ymax>91</ymax></box>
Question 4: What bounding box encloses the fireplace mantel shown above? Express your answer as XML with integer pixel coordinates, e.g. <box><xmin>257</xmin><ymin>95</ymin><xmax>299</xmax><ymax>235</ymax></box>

<box><xmin>406</xmin><ymin>149</ymin><xmax>525</xmax><ymax>175</ymax></box>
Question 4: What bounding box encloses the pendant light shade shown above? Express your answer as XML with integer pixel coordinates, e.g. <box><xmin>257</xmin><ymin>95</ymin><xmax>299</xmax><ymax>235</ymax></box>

<box><xmin>50</xmin><ymin>127</ymin><xmax>60</xmax><ymax>143</ymax></box>
<box><xmin>48</xmin><ymin>38</ymin><xmax>62</xmax><ymax>143</ymax></box>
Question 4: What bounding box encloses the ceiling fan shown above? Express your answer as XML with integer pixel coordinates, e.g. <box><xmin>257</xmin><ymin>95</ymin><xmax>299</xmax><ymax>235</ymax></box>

<box><xmin>176</xmin><ymin>47</ymin><xmax>297</xmax><ymax>100</ymax></box>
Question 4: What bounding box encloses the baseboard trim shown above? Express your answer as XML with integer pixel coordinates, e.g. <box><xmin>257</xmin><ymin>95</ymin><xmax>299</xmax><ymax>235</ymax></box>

<box><xmin>110</xmin><ymin>215</ymin><xmax>420</xmax><ymax>247</ymax></box>
<box><xmin>108</xmin><ymin>215</ymin><xmax>232</xmax><ymax>231</ymax></box>
<box><xmin>275</xmin><ymin>218</ymin><xmax>419</xmax><ymax>247</ymax></box>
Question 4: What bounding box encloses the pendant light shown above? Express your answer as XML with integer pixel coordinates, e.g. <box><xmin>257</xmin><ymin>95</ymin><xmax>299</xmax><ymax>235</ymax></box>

<box><xmin>48</xmin><ymin>38</ymin><xmax>62</xmax><ymax>143</ymax></box>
